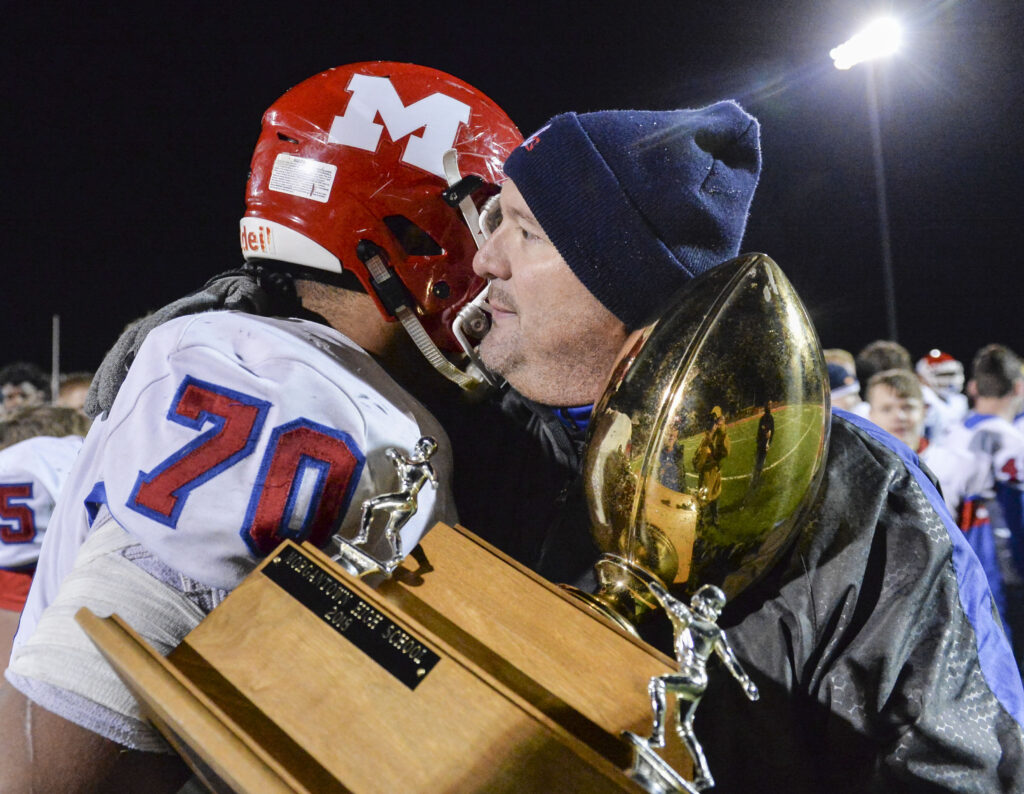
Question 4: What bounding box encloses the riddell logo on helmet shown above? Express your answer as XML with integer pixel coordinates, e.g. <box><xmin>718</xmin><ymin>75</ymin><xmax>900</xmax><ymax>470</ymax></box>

<box><xmin>240</xmin><ymin>224</ymin><xmax>274</xmax><ymax>255</ymax></box>
<box><xmin>328</xmin><ymin>74</ymin><xmax>471</xmax><ymax>179</ymax></box>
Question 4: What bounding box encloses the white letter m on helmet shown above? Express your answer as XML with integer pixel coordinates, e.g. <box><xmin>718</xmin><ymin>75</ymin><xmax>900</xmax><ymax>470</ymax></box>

<box><xmin>328</xmin><ymin>74</ymin><xmax>471</xmax><ymax>178</ymax></box>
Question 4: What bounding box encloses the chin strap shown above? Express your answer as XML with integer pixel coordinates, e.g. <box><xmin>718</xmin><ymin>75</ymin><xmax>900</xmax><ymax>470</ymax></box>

<box><xmin>351</xmin><ymin>148</ymin><xmax>504</xmax><ymax>393</ymax></box>
<box><xmin>356</xmin><ymin>241</ymin><xmax>489</xmax><ymax>392</ymax></box>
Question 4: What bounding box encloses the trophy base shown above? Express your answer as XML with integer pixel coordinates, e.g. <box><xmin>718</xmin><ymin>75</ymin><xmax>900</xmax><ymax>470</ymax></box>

<box><xmin>623</xmin><ymin>732</ymin><xmax>699</xmax><ymax>794</ymax></box>
<box><xmin>329</xmin><ymin>536</ymin><xmax>385</xmax><ymax>578</ymax></box>
<box><xmin>78</xmin><ymin>539</ymin><xmax>643</xmax><ymax>793</ymax></box>
<box><xmin>559</xmin><ymin>585</ymin><xmax>640</xmax><ymax>637</ymax></box>
<box><xmin>560</xmin><ymin>554</ymin><xmax>661</xmax><ymax>634</ymax></box>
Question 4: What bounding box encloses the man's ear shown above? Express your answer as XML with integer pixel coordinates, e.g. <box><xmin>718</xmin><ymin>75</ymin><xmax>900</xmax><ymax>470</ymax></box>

<box><xmin>967</xmin><ymin>379</ymin><xmax>978</xmax><ymax>399</ymax></box>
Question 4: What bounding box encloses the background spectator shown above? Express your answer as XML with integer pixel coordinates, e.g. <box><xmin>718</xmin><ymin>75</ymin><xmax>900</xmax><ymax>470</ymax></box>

<box><xmin>0</xmin><ymin>362</ymin><xmax>49</xmax><ymax>420</ymax></box>
<box><xmin>56</xmin><ymin>372</ymin><xmax>94</xmax><ymax>416</ymax></box>
<box><xmin>854</xmin><ymin>340</ymin><xmax>913</xmax><ymax>399</ymax></box>
<box><xmin>828</xmin><ymin>362</ymin><xmax>862</xmax><ymax>412</ymax></box>
<box><xmin>866</xmin><ymin>368</ymin><xmax>928</xmax><ymax>453</ymax></box>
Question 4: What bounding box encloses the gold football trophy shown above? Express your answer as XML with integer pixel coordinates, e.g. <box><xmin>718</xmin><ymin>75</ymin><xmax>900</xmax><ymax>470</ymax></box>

<box><xmin>77</xmin><ymin>253</ymin><xmax>829</xmax><ymax>793</ymax></box>
<box><xmin>566</xmin><ymin>251</ymin><xmax>829</xmax><ymax>630</ymax></box>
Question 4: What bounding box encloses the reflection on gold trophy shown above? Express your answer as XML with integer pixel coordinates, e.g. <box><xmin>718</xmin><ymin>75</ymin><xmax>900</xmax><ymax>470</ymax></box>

<box><xmin>564</xmin><ymin>252</ymin><xmax>831</xmax><ymax>790</ymax></box>
<box><xmin>565</xmin><ymin>252</ymin><xmax>830</xmax><ymax>631</ymax></box>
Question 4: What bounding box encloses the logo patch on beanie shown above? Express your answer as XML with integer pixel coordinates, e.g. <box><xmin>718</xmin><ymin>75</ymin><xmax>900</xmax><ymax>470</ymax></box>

<box><xmin>522</xmin><ymin>123</ymin><xmax>551</xmax><ymax>152</ymax></box>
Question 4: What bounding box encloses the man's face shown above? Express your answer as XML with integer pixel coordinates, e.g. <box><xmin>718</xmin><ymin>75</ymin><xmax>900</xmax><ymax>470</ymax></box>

<box><xmin>867</xmin><ymin>384</ymin><xmax>925</xmax><ymax>449</ymax></box>
<box><xmin>472</xmin><ymin>180</ymin><xmax>628</xmax><ymax>406</ymax></box>
<box><xmin>1</xmin><ymin>381</ymin><xmax>44</xmax><ymax>417</ymax></box>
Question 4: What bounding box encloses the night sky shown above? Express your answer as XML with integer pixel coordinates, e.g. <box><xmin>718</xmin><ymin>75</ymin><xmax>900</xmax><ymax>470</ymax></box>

<box><xmin>4</xmin><ymin>0</ymin><xmax>1021</xmax><ymax>376</ymax></box>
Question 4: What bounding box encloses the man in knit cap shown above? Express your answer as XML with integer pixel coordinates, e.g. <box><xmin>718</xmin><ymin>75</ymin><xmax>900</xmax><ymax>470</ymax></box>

<box><xmin>472</xmin><ymin>105</ymin><xmax>1024</xmax><ymax>791</ymax></box>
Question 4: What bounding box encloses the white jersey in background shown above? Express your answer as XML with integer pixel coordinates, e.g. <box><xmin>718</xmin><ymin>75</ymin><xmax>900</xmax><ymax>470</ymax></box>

<box><xmin>8</xmin><ymin>311</ymin><xmax>456</xmax><ymax>748</ymax></box>
<box><xmin>0</xmin><ymin>435</ymin><xmax>83</xmax><ymax>609</ymax></box>
<box><xmin>921</xmin><ymin>382</ymin><xmax>968</xmax><ymax>445</ymax></box>
<box><xmin>923</xmin><ymin>414</ymin><xmax>1024</xmax><ymax>518</ymax></box>
<box><xmin>922</xmin><ymin>413</ymin><xmax>1024</xmax><ymax>630</ymax></box>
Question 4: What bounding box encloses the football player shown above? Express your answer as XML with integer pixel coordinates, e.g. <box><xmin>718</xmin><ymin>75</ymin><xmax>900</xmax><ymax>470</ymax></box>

<box><xmin>851</xmin><ymin>340</ymin><xmax>910</xmax><ymax>415</ymax></box>
<box><xmin>0</xmin><ymin>62</ymin><xmax>521</xmax><ymax>790</ymax></box>
<box><xmin>916</xmin><ymin>348</ymin><xmax>969</xmax><ymax>444</ymax></box>
<box><xmin>0</xmin><ymin>406</ymin><xmax>90</xmax><ymax>665</ymax></box>
<box><xmin>922</xmin><ymin>344</ymin><xmax>1024</xmax><ymax>635</ymax></box>
<box><xmin>865</xmin><ymin>368</ymin><xmax>928</xmax><ymax>452</ymax></box>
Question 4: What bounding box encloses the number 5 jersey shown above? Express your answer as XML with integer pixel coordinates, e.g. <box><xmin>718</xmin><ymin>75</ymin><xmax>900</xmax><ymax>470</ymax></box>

<box><xmin>0</xmin><ymin>434</ymin><xmax>84</xmax><ymax>611</ymax></box>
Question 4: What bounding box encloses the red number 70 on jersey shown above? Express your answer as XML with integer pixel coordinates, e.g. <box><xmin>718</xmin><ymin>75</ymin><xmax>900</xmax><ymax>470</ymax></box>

<box><xmin>127</xmin><ymin>376</ymin><xmax>364</xmax><ymax>556</ymax></box>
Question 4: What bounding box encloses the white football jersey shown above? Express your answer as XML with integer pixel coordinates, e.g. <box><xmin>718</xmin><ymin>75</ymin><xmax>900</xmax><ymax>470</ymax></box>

<box><xmin>921</xmin><ymin>383</ymin><xmax>968</xmax><ymax>445</ymax></box>
<box><xmin>22</xmin><ymin>311</ymin><xmax>456</xmax><ymax>623</ymax></box>
<box><xmin>922</xmin><ymin>413</ymin><xmax>1024</xmax><ymax>517</ymax></box>
<box><xmin>0</xmin><ymin>435</ymin><xmax>83</xmax><ymax>570</ymax></box>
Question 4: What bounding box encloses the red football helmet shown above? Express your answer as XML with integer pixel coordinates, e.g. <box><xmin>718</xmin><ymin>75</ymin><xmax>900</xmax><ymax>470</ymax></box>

<box><xmin>916</xmin><ymin>349</ymin><xmax>965</xmax><ymax>395</ymax></box>
<box><xmin>241</xmin><ymin>62</ymin><xmax>522</xmax><ymax>353</ymax></box>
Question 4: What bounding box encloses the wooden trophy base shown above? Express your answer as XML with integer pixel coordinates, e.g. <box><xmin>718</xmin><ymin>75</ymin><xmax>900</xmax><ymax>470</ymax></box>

<box><xmin>78</xmin><ymin>522</ymin><xmax>694</xmax><ymax>792</ymax></box>
<box><xmin>377</xmin><ymin>522</ymin><xmax>692</xmax><ymax>777</ymax></box>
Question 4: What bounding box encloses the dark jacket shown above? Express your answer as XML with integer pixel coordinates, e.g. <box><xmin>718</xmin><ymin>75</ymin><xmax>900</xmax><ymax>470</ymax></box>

<box><xmin>496</xmin><ymin>393</ymin><xmax>1024</xmax><ymax>793</ymax></box>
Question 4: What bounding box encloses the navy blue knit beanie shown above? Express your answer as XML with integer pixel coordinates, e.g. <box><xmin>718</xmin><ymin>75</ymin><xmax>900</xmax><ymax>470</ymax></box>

<box><xmin>503</xmin><ymin>103</ymin><xmax>761</xmax><ymax>330</ymax></box>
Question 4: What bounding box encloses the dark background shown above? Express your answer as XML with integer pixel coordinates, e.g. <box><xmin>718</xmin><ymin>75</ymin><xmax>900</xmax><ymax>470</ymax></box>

<box><xmin>4</xmin><ymin>0</ymin><xmax>1021</xmax><ymax>375</ymax></box>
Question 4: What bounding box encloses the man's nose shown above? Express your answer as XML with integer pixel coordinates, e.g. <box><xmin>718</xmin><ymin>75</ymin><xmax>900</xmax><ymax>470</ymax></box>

<box><xmin>472</xmin><ymin>233</ymin><xmax>511</xmax><ymax>280</ymax></box>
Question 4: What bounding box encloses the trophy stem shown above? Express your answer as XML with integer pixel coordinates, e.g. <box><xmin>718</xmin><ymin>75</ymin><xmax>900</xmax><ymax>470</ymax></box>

<box><xmin>561</xmin><ymin>554</ymin><xmax>662</xmax><ymax>636</ymax></box>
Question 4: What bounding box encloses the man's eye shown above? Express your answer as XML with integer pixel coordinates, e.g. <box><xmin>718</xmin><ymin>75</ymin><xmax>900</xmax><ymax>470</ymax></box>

<box><xmin>479</xmin><ymin>196</ymin><xmax>503</xmax><ymax>240</ymax></box>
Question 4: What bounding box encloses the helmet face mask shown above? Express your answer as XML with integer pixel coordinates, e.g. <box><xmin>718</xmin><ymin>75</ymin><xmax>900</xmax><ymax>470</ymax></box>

<box><xmin>241</xmin><ymin>62</ymin><xmax>522</xmax><ymax>352</ymax></box>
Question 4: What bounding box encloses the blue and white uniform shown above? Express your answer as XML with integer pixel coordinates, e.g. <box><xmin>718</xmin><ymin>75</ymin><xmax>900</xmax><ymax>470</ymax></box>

<box><xmin>0</xmin><ymin>435</ymin><xmax>83</xmax><ymax>610</ymax></box>
<box><xmin>922</xmin><ymin>413</ymin><xmax>1024</xmax><ymax>625</ymax></box>
<box><xmin>7</xmin><ymin>311</ymin><xmax>455</xmax><ymax>749</ymax></box>
<box><xmin>921</xmin><ymin>382</ymin><xmax>969</xmax><ymax>445</ymax></box>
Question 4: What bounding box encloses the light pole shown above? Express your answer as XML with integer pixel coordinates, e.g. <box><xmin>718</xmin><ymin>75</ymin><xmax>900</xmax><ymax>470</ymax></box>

<box><xmin>831</xmin><ymin>18</ymin><xmax>902</xmax><ymax>342</ymax></box>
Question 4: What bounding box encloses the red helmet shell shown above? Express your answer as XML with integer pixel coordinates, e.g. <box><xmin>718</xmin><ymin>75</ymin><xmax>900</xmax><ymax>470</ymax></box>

<box><xmin>242</xmin><ymin>62</ymin><xmax>522</xmax><ymax>349</ymax></box>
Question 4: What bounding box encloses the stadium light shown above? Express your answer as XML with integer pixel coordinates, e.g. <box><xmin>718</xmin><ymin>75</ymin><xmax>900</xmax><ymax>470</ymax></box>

<box><xmin>831</xmin><ymin>17</ymin><xmax>903</xmax><ymax>340</ymax></box>
<box><xmin>830</xmin><ymin>17</ymin><xmax>902</xmax><ymax>70</ymax></box>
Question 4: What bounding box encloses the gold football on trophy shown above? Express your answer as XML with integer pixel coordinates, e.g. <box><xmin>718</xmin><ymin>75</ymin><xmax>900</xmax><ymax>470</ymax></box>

<box><xmin>568</xmin><ymin>253</ymin><xmax>830</xmax><ymax>632</ymax></box>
